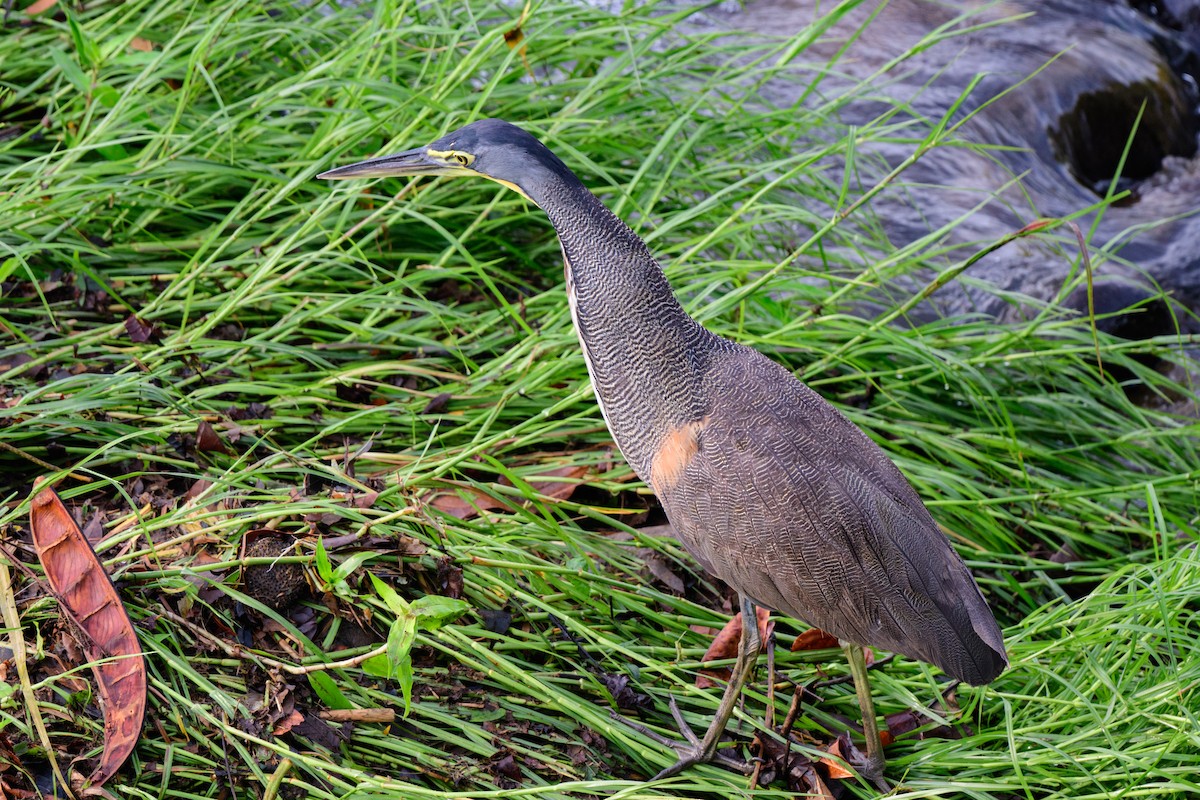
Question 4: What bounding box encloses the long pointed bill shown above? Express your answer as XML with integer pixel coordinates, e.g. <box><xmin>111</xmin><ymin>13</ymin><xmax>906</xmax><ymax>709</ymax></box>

<box><xmin>318</xmin><ymin>148</ymin><xmax>460</xmax><ymax>180</ymax></box>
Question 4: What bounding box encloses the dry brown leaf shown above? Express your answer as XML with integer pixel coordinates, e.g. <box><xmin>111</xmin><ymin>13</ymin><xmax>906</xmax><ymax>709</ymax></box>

<box><xmin>129</xmin><ymin>37</ymin><xmax>154</xmax><ymax>52</ymax></box>
<box><xmin>882</xmin><ymin>688</ymin><xmax>961</xmax><ymax>742</ymax></box>
<box><xmin>195</xmin><ymin>419</ymin><xmax>229</xmax><ymax>454</ymax></box>
<box><xmin>641</xmin><ymin>552</ymin><xmax>685</xmax><ymax>595</ymax></box>
<box><xmin>24</xmin><ymin>0</ymin><xmax>58</xmax><ymax>15</ymax></box>
<box><xmin>420</xmin><ymin>392</ymin><xmax>452</xmax><ymax>415</ymax></box>
<box><xmin>428</xmin><ymin>487</ymin><xmax>511</xmax><ymax>520</ymax></box>
<box><xmin>30</xmin><ymin>484</ymin><xmax>146</xmax><ymax>788</ymax></box>
<box><xmin>184</xmin><ymin>478</ymin><xmax>213</xmax><ymax>501</ymax></box>
<box><xmin>502</xmin><ymin>1</ymin><xmax>532</xmax><ymax>77</ymax></box>
<box><xmin>790</xmin><ymin>627</ymin><xmax>840</xmax><ymax>652</ymax></box>
<box><xmin>809</xmin><ymin>770</ymin><xmax>837</xmax><ymax>798</ymax></box>
<box><xmin>524</xmin><ymin>464</ymin><xmax>589</xmax><ymax>501</ymax></box>
<box><xmin>123</xmin><ymin>314</ymin><xmax>161</xmax><ymax>343</ymax></box>
<box><xmin>819</xmin><ymin>735</ymin><xmax>856</xmax><ymax>779</ymax></box>
<box><xmin>271</xmin><ymin>710</ymin><xmax>305</xmax><ymax>736</ymax></box>
<box><xmin>427</xmin><ymin>464</ymin><xmax>589</xmax><ymax>520</ymax></box>
<box><xmin>350</xmin><ymin>491</ymin><xmax>379</xmax><ymax>509</ymax></box>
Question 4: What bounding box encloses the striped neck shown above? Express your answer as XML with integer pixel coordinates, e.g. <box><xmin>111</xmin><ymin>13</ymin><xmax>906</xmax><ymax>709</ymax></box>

<box><xmin>531</xmin><ymin>176</ymin><xmax>710</xmax><ymax>478</ymax></box>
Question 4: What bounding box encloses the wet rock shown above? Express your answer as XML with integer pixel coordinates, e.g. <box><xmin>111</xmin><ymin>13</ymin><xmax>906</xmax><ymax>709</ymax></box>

<box><xmin>1064</xmin><ymin>279</ymin><xmax>1178</xmax><ymax>342</ymax></box>
<box><xmin>699</xmin><ymin>0</ymin><xmax>1200</xmax><ymax>320</ymax></box>
<box><xmin>1050</xmin><ymin>73</ymin><xmax>1196</xmax><ymax>196</ymax></box>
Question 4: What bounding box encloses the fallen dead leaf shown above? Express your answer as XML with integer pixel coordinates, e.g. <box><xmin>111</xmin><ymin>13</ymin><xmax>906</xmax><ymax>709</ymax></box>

<box><xmin>752</xmin><ymin>732</ymin><xmax>835</xmax><ymax>795</ymax></box>
<box><xmin>195</xmin><ymin>420</ymin><xmax>230</xmax><ymax>454</ymax></box>
<box><xmin>600</xmin><ymin>672</ymin><xmax>651</xmax><ymax>711</ymax></box>
<box><xmin>420</xmin><ymin>392</ymin><xmax>452</xmax><ymax>414</ymax></box>
<box><xmin>123</xmin><ymin>314</ymin><xmax>161</xmax><ymax>343</ymax></box>
<box><xmin>882</xmin><ymin>688</ymin><xmax>961</xmax><ymax>742</ymax></box>
<box><xmin>641</xmin><ymin>551</ymin><xmax>685</xmax><ymax>595</ymax></box>
<box><xmin>480</xmin><ymin>609</ymin><xmax>512</xmax><ymax>634</ymax></box>
<box><xmin>330</xmin><ymin>490</ymin><xmax>379</xmax><ymax>509</ymax></box>
<box><xmin>522</xmin><ymin>463</ymin><xmax>589</xmax><ymax>501</ymax></box>
<box><xmin>288</xmin><ymin>715</ymin><xmax>349</xmax><ymax>749</ymax></box>
<box><xmin>818</xmin><ymin>735</ymin><xmax>856</xmax><ymax>779</ymax></box>
<box><xmin>30</xmin><ymin>483</ymin><xmax>146</xmax><ymax>788</ymax></box>
<box><xmin>503</xmin><ymin>24</ymin><xmax>524</xmax><ymax>48</ymax></box>
<box><xmin>429</xmin><ymin>487</ymin><xmax>511</xmax><ymax>520</ymax></box>
<box><xmin>272</xmin><ymin>710</ymin><xmax>305</xmax><ymax>736</ymax></box>
<box><xmin>502</xmin><ymin>1</ymin><xmax>533</xmax><ymax>77</ymax></box>
<box><xmin>790</xmin><ymin>628</ymin><xmax>840</xmax><ymax>652</ymax></box>
<box><xmin>427</xmin><ymin>464</ymin><xmax>590</xmax><ymax>520</ymax></box>
<box><xmin>25</xmin><ymin>0</ymin><xmax>58</xmax><ymax>15</ymax></box>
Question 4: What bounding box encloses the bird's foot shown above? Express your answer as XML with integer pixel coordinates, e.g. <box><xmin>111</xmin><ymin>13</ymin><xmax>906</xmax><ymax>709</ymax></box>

<box><xmin>858</xmin><ymin>755</ymin><xmax>890</xmax><ymax>793</ymax></box>
<box><xmin>840</xmin><ymin>734</ymin><xmax>890</xmax><ymax>792</ymax></box>
<box><xmin>612</xmin><ymin>697</ymin><xmax>754</xmax><ymax>779</ymax></box>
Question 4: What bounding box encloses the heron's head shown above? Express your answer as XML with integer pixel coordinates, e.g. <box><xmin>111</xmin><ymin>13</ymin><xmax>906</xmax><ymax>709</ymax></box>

<box><xmin>318</xmin><ymin>118</ymin><xmax>569</xmax><ymax>205</ymax></box>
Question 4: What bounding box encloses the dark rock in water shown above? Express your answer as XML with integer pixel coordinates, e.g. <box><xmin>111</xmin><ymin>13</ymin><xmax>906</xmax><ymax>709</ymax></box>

<box><xmin>1064</xmin><ymin>280</ymin><xmax>1180</xmax><ymax>342</ymax></box>
<box><xmin>1049</xmin><ymin>74</ymin><xmax>1196</xmax><ymax>197</ymax></box>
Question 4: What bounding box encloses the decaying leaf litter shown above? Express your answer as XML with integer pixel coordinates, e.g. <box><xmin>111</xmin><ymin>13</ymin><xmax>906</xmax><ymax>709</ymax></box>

<box><xmin>2</xmin><ymin>0</ymin><xmax>1200</xmax><ymax>798</ymax></box>
<box><xmin>27</xmin><ymin>484</ymin><xmax>146</xmax><ymax>792</ymax></box>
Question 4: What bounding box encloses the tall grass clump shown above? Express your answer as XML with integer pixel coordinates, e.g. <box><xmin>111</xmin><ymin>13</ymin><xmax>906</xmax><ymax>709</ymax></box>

<box><xmin>1</xmin><ymin>0</ymin><xmax>1198</xmax><ymax>798</ymax></box>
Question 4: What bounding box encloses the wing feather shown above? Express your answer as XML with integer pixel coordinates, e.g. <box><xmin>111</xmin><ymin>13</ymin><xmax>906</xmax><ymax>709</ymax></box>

<box><xmin>658</xmin><ymin>346</ymin><xmax>1007</xmax><ymax>684</ymax></box>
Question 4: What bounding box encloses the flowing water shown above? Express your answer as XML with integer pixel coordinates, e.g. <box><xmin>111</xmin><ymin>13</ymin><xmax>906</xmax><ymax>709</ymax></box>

<box><xmin>692</xmin><ymin>0</ymin><xmax>1200</xmax><ymax>329</ymax></box>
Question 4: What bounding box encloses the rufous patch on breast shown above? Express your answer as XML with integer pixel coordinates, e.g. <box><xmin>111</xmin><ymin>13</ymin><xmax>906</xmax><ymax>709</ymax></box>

<box><xmin>650</xmin><ymin>417</ymin><xmax>708</xmax><ymax>495</ymax></box>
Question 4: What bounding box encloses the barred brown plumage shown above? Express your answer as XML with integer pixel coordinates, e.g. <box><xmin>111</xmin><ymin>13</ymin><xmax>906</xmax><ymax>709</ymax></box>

<box><xmin>320</xmin><ymin>118</ymin><xmax>1007</xmax><ymax>786</ymax></box>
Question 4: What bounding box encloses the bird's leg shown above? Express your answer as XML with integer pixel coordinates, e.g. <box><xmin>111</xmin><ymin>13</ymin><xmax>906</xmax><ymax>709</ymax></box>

<box><xmin>655</xmin><ymin>594</ymin><xmax>762</xmax><ymax>779</ymax></box>
<box><xmin>615</xmin><ymin>595</ymin><xmax>762</xmax><ymax>780</ymax></box>
<box><xmin>842</xmin><ymin>641</ymin><xmax>890</xmax><ymax>791</ymax></box>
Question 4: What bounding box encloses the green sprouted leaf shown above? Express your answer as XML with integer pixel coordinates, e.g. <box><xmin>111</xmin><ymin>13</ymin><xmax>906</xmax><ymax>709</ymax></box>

<box><xmin>92</xmin><ymin>85</ymin><xmax>120</xmax><ymax>108</ymax></box>
<box><xmin>365</xmin><ymin>573</ymin><xmax>469</xmax><ymax>715</ymax></box>
<box><xmin>369</xmin><ymin>571</ymin><xmax>409</xmax><ymax>616</ymax></box>
<box><xmin>50</xmin><ymin>48</ymin><xmax>88</xmax><ymax>96</ymax></box>
<box><xmin>410</xmin><ymin>594</ymin><xmax>471</xmax><ymax>630</ymax></box>
<box><xmin>394</xmin><ymin>652</ymin><xmax>415</xmax><ymax>717</ymax></box>
<box><xmin>313</xmin><ymin>537</ymin><xmax>333</xmax><ymax>584</ymax></box>
<box><xmin>307</xmin><ymin>670</ymin><xmax>353</xmax><ymax>711</ymax></box>
<box><xmin>313</xmin><ymin>539</ymin><xmax>377</xmax><ymax>602</ymax></box>
<box><xmin>385</xmin><ymin>616</ymin><xmax>417</xmax><ymax>712</ymax></box>
<box><xmin>0</xmin><ymin>681</ymin><xmax>16</xmax><ymax>710</ymax></box>
<box><xmin>65</xmin><ymin>8</ymin><xmax>102</xmax><ymax>70</ymax></box>
<box><xmin>360</xmin><ymin>653</ymin><xmax>390</xmax><ymax>679</ymax></box>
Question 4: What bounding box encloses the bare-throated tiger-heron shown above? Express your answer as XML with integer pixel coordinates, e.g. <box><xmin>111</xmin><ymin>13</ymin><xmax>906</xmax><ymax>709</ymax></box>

<box><xmin>319</xmin><ymin>118</ymin><xmax>1008</xmax><ymax>786</ymax></box>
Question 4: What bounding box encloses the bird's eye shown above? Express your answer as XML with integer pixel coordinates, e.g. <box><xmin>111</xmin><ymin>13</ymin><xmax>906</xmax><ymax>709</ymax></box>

<box><xmin>454</xmin><ymin>153</ymin><xmax>469</xmax><ymax>166</ymax></box>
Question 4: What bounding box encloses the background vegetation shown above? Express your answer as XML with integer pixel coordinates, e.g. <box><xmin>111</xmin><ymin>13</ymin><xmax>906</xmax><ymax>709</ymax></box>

<box><xmin>2</xmin><ymin>0</ymin><xmax>1198</xmax><ymax>798</ymax></box>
